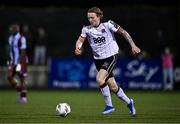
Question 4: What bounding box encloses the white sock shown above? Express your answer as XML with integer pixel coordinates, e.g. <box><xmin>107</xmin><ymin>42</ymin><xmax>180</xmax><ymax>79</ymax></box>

<box><xmin>100</xmin><ymin>85</ymin><xmax>113</xmax><ymax>107</ymax></box>
<box><xmin>116</xmin><ymin>87</ymin><xmax>130</xmax><ymax>104</ymax></box>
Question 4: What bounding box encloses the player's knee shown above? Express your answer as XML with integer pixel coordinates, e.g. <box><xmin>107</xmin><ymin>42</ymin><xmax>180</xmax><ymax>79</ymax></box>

<box><xmin>96</xmin><ymin>77</ymin><xmax>105</xmax><ymax>86</ymax></box>
<box><xmin>109</xmin><ymin>84</ymin><xmax>118</xmax><ymax>93</ymax></box>
<box><xmin>111</xmin><ymin>87</ymin><xmax>119</xmax><ymax>93</ymax></box>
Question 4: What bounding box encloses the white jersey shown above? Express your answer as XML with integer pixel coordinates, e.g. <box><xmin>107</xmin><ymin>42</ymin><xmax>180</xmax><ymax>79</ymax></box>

<box><xmin>8</xmin><ymin>33</ymin><xmax>27</xmax><ymax>65</ymax></box>
<box><xmin>81</xmin><ymin>20</ymin><xmax>120</xmax><ymax>60</ymax></box>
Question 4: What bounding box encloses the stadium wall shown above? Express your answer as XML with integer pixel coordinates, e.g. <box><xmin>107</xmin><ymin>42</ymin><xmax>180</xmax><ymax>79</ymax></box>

<box><xmin>0</xmin><ymin>66</ymin><xmax>48</xmax><ymax>88</ymax></box>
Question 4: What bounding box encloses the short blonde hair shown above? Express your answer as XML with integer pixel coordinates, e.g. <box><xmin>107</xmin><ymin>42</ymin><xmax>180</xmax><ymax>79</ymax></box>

<box><xmin>87</xmin><ymin>7</ymin><xmax>103</xmax><ymax>19</ymax></box>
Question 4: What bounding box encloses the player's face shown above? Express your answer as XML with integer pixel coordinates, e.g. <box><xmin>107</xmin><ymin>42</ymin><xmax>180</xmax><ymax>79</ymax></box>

<box><xmin>10</xmin><ymin>24</ymin><xmax>20</xmax><ymax>35</ymax></box>
<box><xmin>87</xmin><ymin>12</ymin><xmax>100</xmax><ymax>27</ymax></box>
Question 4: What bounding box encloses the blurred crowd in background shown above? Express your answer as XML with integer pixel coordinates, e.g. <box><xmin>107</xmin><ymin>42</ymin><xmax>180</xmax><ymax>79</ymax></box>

<box><xmin>0</xmin><ymin>0</ymin><xmax>180</xmax><ymax>90</ymax></box>
<box><xmin>0</xmin><ymin>0</ymin><xmax>179</xmax><ymax>66</ymax></box>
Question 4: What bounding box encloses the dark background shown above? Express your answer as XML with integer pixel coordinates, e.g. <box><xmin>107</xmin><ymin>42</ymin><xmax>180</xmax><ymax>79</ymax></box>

<box><xmin>0</xmin><ymin>0</ymin><xmax>179</xmax><ymax>66</ymax></box>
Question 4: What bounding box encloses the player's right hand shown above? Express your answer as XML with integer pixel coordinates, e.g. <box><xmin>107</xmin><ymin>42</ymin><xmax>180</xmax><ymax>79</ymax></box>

<box><xmin>75</xmin><ymin>48</ymin><xmax>82</xmax><ymax>55</ymax></box>
<box><xmin>16</xmin><ymin>64</ymin><xmax>21</xmax><ymax>72</ymax></box>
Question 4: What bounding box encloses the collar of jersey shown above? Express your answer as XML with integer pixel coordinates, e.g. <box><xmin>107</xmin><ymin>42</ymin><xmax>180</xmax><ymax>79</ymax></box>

<box><xmin>12</xmin><ymin>32</ymin><xmax>20</xmax><ymax>39</ymax></box>
<box><xmin>93</xmin><ymin>23</ymin><xmax>101</xmax><ymax>28</ymax></box>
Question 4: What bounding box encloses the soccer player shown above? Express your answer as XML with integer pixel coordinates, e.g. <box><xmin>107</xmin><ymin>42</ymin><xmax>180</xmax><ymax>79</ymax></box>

<box><xmin>75</xmin><ymin>7</ymin><xmax>141</xmax><ymax>116</ymax></box>
<box><xmin>7</xmin><ymin>24</ymin><xmax>28</xmax><ymax>103</ymax></box>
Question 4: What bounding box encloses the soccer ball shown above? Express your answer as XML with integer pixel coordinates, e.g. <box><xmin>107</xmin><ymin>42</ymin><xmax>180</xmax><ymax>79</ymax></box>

<box><xmin>56</xmin><ymin>103</ymin><xmax>71</xmax><ymax>117</ymax></box>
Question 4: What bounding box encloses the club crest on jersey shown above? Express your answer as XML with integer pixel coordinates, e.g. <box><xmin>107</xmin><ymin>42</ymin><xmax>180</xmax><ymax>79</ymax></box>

<box><xmin>101</xmin><ymin>29</ymin><xmax>106</xmax><ymax>33</ymax></box>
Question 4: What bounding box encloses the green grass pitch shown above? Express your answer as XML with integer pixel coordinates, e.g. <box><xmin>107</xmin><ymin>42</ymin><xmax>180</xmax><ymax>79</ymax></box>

<box><xmin>0</xmin><ymin>89</ymin><xmax>180</xmax><ymax>123</ymax></box>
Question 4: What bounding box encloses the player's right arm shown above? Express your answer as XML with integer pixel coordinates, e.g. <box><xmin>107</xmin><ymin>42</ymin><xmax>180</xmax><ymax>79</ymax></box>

<box><xmin>7</xmin><ymin>36</ymin><xmax>12</xmax><ymax>65</ymax></box>
<box><xmin>75</xmin><ymin>36</ymin><xmax>86</xmax><ymax>55</ymax></box>
<box><xmin>75</xmin><ymin>26</ymin><xmax>87</xmax><ymax>56</ymax></box>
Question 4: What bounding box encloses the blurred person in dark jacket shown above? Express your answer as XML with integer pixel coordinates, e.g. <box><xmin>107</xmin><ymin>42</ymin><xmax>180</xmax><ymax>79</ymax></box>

<box><xmin>33</xmin><ymin>27</ymin><xmax>47</xmax><ymax>65</ymax></box>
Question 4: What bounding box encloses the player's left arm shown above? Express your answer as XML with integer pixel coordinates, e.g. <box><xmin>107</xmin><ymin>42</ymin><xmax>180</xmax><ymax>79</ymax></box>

<box><xmin>19</xmin><ymin>37</ymin><xmax>27</xmax><ymax>73</ymax></box>
<box><xmin>20</xmin><ymin>49</ymin><xmax>26</xmax><ymax>64</ymax></box>
<box><xmin>117</xmin><ymin>26</ymin><xmax>141</xmax><ymax>54</ymax></box>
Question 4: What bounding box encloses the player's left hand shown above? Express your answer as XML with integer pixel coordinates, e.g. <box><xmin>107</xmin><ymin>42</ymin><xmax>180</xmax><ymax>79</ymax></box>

<box><xmin>131</xmin><ymin>45</ymin><xmax>141</xmax><ymax>54</ymax></box>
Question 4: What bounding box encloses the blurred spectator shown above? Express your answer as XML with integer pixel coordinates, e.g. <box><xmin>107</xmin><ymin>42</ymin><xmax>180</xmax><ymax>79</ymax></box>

<box><xmin>22</xmin><ymin>24</ymin><xmax>34</xmax><ymax>64</ymax></box>
<box><xmin>33</xmin><ymin>27</ymin><xmax>47</xmax><ymax>65</ymax></box>
<box><xmin>161</xmin><ymin>47</ymin><xmax>174</xmax><ymax>90</ymax></box>
<box><xmin>156</xmin><ymin>29</ymin><xmax>166</xmax><ymax>55</ymax></box>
